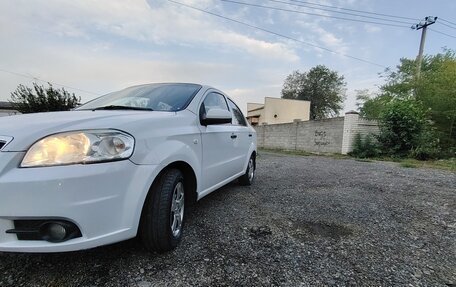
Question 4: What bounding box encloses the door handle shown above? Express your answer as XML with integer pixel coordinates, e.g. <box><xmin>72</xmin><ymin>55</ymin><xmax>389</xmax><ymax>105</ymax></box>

<box><xmin>248</xmin><ymin>134</ymin><xmax>252</xmax><ymax>137</ymax></box>
<box><xmin>231</xmin><ymin>134</ymin><xmax>237</xmax><ymax>139</ymax></box>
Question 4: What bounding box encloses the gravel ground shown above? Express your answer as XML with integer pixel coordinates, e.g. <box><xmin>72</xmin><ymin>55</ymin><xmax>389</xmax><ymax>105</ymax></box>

<box><xmin>1</xmin><ymin>152</ymin><xmax>455</xmax><ymax>286</ymax></box>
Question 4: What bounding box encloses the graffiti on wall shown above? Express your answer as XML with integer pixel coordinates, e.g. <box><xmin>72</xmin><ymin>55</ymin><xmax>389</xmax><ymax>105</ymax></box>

<box><xmin>314</xmin><ymin>130</ymin><xmax>330</xmax><ymax>146</ymax></box>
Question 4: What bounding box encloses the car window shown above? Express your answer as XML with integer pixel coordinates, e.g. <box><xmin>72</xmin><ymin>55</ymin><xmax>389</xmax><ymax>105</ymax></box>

<box><xmin>199</xmin><ymin>92</ymin><xmax>229</xmax><ymax>119</ymax></box>
<box><xmin>77</xmin><ymin>83</ymin><xmax>202</xmax><ymax>112</ymax></box>
<box><xmin>228</xmin><ymin>99</ymin><xmax>247</xmax><ymax>126</ymax></box>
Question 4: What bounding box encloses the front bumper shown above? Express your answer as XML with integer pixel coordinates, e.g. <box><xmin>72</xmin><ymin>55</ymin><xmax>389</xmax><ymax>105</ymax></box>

<box><xmin>0</xmin><ymin>151</ymin><xmax>158</xmax><ymax>252</ymax></box>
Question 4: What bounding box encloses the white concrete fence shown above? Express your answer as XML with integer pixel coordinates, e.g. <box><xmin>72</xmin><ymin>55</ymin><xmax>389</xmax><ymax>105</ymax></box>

<box><xmin>254</xmin><ymin>111</ymin><xmax>379</xmax><ymax>154</ymax></box>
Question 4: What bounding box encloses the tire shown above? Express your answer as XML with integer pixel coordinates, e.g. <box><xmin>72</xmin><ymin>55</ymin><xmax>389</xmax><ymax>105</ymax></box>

<box><xmin>140</xmin><ymin>169</ymin><xmax>185</xmax><ymax>253</ymax></box>
<box><xmin>239</xmin><ymin>155</ymin><xmax>255</xmax><ymax>186</ymax></box>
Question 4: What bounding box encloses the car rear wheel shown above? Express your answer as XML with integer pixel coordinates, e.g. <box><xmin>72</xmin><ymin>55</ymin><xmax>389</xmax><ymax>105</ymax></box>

<box><xmin>239</xmin><ymin>155</ymin><xmax>255</xmax><ymax>186</ymax></box>
<box><xmin>140</xmin><ymin>169</ymin><xmax>185</xmax><ymax>252</ymax></box>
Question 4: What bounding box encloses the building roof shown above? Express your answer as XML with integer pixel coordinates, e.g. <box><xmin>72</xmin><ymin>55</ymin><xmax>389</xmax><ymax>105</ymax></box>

<box><xmin>248</xmin><ymin>106</ymin><xmax>265</xmax><ymax>112</ymax></box>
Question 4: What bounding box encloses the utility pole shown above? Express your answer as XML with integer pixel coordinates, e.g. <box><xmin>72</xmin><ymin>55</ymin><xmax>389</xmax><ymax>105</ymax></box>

<box><xmin>412</xmin><ymin>16</ymin><xmax>437</xmax><ymax>78</ymax></box>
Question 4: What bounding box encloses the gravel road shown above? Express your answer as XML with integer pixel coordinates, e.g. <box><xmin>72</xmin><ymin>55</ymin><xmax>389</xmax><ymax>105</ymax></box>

<box><xmin>1</xmin><ymin>152</ymin><xmax>455</xmax><ymax>286</ymax></box>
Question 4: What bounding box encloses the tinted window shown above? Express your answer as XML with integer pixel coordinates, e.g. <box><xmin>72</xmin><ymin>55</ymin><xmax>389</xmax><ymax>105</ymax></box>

<box><xmin>77</xmin><ymin>83</ymin><xmax>202</xmax><ymax>112</ymax></box>
<box><xmin>228</xmin><ymin>99</ymin><xmax>247</xmax><ymax>126</ymax></box>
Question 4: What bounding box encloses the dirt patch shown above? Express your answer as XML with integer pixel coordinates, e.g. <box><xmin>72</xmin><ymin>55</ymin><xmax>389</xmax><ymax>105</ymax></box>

<box><xmin>294</xmin><ymin>220</ymin><xmax>353</xmax><ymax>239</ymax></box>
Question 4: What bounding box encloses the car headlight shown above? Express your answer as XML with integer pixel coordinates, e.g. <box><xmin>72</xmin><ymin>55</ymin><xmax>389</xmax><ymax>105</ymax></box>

<box><xmin>21</xmin><ymin>130</ymin><xmax>134</xmax><ymax>167</ymax></box>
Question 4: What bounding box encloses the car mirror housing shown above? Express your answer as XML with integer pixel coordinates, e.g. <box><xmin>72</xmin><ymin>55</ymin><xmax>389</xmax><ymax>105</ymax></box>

<box><xmin>201</xmin><ymin>109</ymin><xmax>232</xmax><ymax>125</ymax></box>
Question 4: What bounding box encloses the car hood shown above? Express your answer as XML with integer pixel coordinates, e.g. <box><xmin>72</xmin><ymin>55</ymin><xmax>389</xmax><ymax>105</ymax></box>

<box><xmin>0</xmin><ymin>110</ymin><xmax>177</xmax><ymax>151</ymax></box>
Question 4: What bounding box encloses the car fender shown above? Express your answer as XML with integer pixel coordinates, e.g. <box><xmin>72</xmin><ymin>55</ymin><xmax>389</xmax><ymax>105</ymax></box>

<box><xmin>125</xmin><ymin>139</ymin><xmax>201</xmax><ymax>233</ymax></box>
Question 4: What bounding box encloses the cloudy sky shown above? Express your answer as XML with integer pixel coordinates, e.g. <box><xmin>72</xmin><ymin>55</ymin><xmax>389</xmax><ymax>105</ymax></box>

<box><xmin>0</xmin><ymin>0</ymin><xmax>455</xmax><ymax>114</ymax></box>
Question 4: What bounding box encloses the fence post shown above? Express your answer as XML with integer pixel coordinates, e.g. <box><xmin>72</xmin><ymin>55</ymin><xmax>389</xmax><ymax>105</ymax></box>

<box><xmin>341</xmin><ymin>111</ymin><xmax>359</xmax><ymax>154</ymax></box>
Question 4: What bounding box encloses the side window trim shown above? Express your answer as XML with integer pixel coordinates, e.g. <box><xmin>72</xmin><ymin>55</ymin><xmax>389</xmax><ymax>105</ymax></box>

<box><xmin>227</xmin><ymin>98</ymin><xmax>248</xmax><ymax>126</ymax></box>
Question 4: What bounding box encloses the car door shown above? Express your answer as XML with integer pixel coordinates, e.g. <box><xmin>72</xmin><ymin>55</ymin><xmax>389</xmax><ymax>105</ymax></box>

<box><xmin>227</xmin><ymin>98</ymin><xmax>252</xmax><ymax>175</ymax></box>
<box><xmin>199</xmin><ymin>92</ymin><xmax>238</xmax><ymax>192</ymax></box>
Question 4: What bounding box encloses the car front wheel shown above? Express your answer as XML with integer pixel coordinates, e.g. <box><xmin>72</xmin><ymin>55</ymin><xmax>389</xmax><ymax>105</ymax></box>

<box><xmin>140</xmin><ymin>169</ymin><xmax>185</xmax><ymax>252</ymax></box>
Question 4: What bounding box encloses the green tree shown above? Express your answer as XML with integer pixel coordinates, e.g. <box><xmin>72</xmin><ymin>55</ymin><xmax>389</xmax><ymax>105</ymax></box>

<box><xmin>9</xmin><ymin>82</ymin><xmax>81</xmax><ymax>113</ymax></box>
<box><xmin>358</xmin><ymin>49</ymin><xmax>456</xmax><ymax>154</ymax></box>
<box><xmin>416</xmin><ymin>51</ymin><xmax>456</xmax><ymax>150</ymax></box>
<box><xmin>355</xmin><ymin>89</ymin><xmax>392</xmax><ymax>119</ymax></box>
<box><xmin>281</xmin><ymin>65</ymin><xmax>346</xmax><ymax>120</ymax></box>
<box><xmin>380</xmin><ymin>58</ymin><xmax>417</xmax><ymax>97</ymax></box>
<box><xmin>380</xmin><ymin>49</ymin><xmax>454</xmax><ymax>98</ymax></box>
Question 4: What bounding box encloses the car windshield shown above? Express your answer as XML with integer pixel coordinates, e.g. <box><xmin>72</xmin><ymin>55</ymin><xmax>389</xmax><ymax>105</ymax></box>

<box><xmin>77</xmin><ymin>83</ymin><xmax>202</xmax><ymax>112</ymax></box>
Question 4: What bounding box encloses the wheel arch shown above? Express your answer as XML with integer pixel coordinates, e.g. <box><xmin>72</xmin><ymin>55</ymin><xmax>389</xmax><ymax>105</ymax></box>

<box><xmin>251</xmin><ymin>150</ymin><xmax>257</xmax><ymax>170</ymax></box>
<box><xmin>163</xmin><ymin>161</ymin><xmax>198</xmax><ymax>205</ymax></box>
<box><xmin>243</xmin><ymin>144</ymin><xmax>257</xmax><ymax>171</ymax></box>
<box><xmin>138</xmin><ymin>160</ymin><xmax>198</xmax><ymax>235</ymax></box>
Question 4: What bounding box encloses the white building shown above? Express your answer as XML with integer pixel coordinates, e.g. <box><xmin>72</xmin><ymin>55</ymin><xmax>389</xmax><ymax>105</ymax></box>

<box><xmin>246</xmin><ymin>97</ymin><xmax>310</xmax><ymax>125</ymax></box>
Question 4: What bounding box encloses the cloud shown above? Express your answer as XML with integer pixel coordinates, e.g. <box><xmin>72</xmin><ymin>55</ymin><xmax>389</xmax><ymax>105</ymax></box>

<box><xmin>0</xmin><ymin>33</ymin><xmax>291</xmax><ymax>107</ymax></box>
<box><xmin>310</xmin><ymin>26</ymin><xmax>350</xmax><ymax>55</ymax></box>
<box><xmin>293</xmin><ymin>19</ymin><xmax>350</xmax><ymax>56</ymax></box>
<box><xmin>0</xmin><ymin>0</ymin><xmax>387</xmax><ymax>117</ymax></box>
<box><xmin>317</xmin><ymin>28</ymin><xmax>344</xmax><ymax>47</ymax></box>
<box><xmin>0</xmin><ymin>0</ymin><xmax>301</xmax><ymax>107</ymax></box>
<box><xmin>364</xmin><ymin>25</ymin><xmax>382</xmax><ymax>33</ymax></box>
<box><xmin>0</xmin><ymin>0</ymin><xmax>299</xmax><ymax>63</ymax></box>
<box><xmin>217</xmin><ymin>31</ymin><xmax>299</xmax><ymax>62</ymax></box>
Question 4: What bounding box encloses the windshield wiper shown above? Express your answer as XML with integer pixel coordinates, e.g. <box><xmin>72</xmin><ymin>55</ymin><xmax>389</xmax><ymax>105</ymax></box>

<box><xmin>91</xmin><ymin>105</ymin><xmax>153</xmax><ymax>111</ymax></box>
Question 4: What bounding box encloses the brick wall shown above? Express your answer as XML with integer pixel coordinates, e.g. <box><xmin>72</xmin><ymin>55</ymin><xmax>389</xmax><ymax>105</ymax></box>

<box><xmin>255</xmin><ymin>111</ymin><xmax>379</xmax><ymax>154</ymax></box>
<box><xmin>296</xmin><ymin>117</ymin><xmax>345</xmax><ymax>153</ymax></box>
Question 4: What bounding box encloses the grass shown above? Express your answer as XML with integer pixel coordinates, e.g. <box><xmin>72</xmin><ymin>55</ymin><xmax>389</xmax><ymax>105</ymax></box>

<box><xmin>259</xmin><ymin>148</ymin><xmax>456</xmax><ymax>172</ymax></box>
<box><xmin>399</xmin><ymin>162</ymin><xmax>417</xmax><ymax>168</ymax></box>
<box><xmin>259</xmin><ymin>148</ymin><xmax>313</xmax><ymax>157</ymax></box>
<box><xmin>354</xmin><ymin>158</ymin><xmax>373</xmax><ymax>163</ymax></box>
<box><xmin>370</xmin><ymin>157</ymin><xmax>455</xmax><ymax>172</ymax></box>
<box><xmin>398</xmin><ymin>158</ymin><xmax>455</xmax><ymax>171</ymax></box>
<box><xmin>356</xmin><ymin>157</ymin><xmax>456</xmax><ymax>172</ymax></box>
<box><xmin>259</xmin><ymin>148</ymin><xmax>349</xmax><ymax>159</ymax></box>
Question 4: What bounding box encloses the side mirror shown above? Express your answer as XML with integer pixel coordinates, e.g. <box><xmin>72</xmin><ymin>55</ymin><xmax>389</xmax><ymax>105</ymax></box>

<box><xmin>201</xmin><ymin>108</ymin><xmax>232</xmax><ymax>126</ymax></box>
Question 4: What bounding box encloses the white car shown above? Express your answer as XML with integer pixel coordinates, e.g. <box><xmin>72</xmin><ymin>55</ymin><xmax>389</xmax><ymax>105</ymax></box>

<box><xmin>0</xmin><ymin>83</ymin><xmax>257</xmax><ymax>253</ymax></box>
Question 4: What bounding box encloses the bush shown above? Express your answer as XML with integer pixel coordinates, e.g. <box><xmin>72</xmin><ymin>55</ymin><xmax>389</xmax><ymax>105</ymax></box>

<box><xmin>377</xmin><ymin>99</ymin><xmax>425</xmax><ymax>157</ymax></box>
<box><xmin>411</xmin><ymin>125</ymin><xmax>441</xmax><ymax>160</ymax></box>
<box><xmin>350</xmin><ymin>133</ymin><xmax>380</xmax><ymax>158</ymax></box>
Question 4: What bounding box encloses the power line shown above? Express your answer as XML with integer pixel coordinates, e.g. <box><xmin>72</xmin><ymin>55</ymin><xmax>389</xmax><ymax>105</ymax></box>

<box><xmin>440</xmin><ymin>17</ymin><xmax>456</xmax><ymax>26</ymax></box>
<box><xmin>167</xmin><ymin>0</ymin><xmax>386</xmax><ymax>68</ymax></box>
<box><xmin>437</xmin><ymin>21</ymin><xmax>456</xmax><ymax>30</ymax></box>
<box><xmin>429</xmin><ymin>28</ymin><xmax>456</xmax><ymax>39</ymax></box>
<box><xmin>218</xmin><ymin>0</ymin><xmax>410</xmax><ymax>28</ymax></box>
<box><xmin>288</xmin><ymin>0</ymin><xmax>418</xmax><ymax>21</ymax></box>
<box><xmin>0</xmin><ymin>68</ymin><xmax>101</xmax><ymax>96</ymax></box>
<box><xmin>265</xmin><ymin>0</ymin><xmax>414</xmax><ymax>25</ymax></box>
